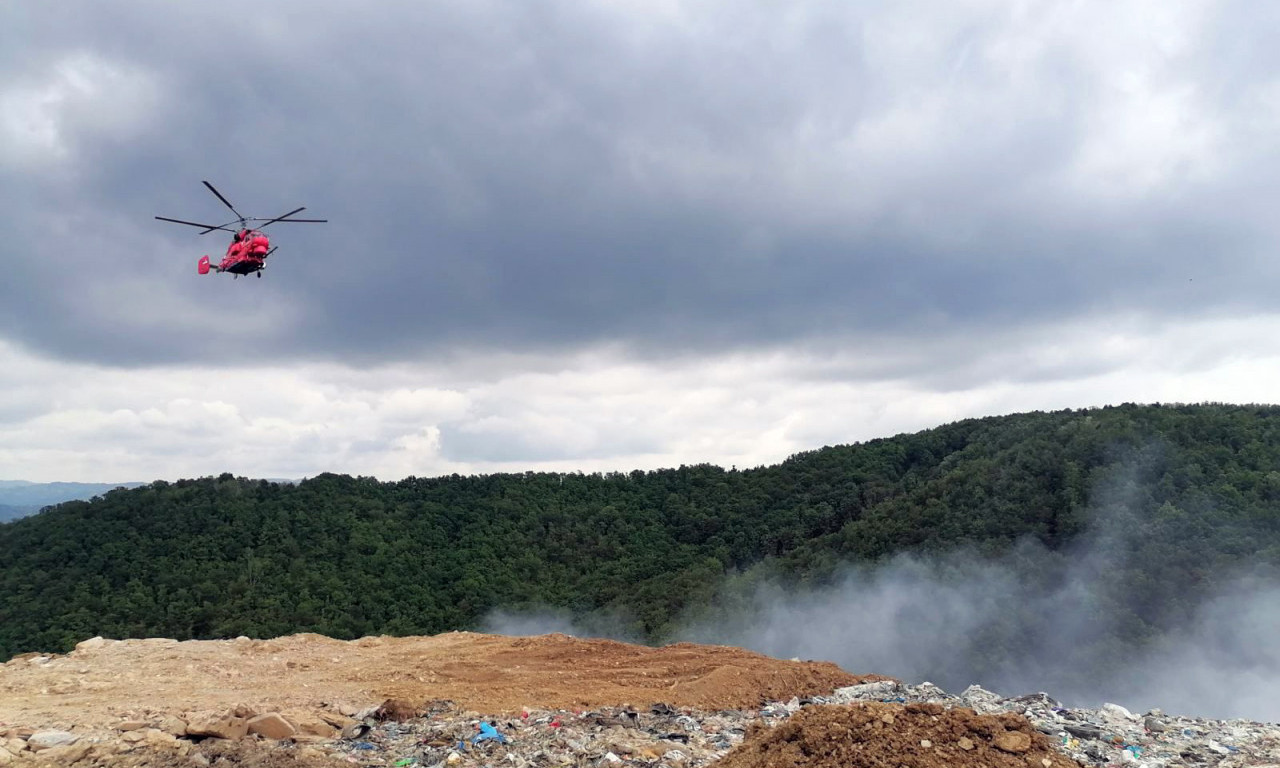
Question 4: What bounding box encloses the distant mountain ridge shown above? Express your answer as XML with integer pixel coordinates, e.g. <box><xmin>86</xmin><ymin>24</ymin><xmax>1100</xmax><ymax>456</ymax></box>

<box><xmin>0</xmin><ymin>481</ymin><xmax>145</xmax><ymax>521</ymax></box>
<box><xmin>0</xmin><ymin>504</ymin><xmax>33</xmax><ymax>523</ymax></box>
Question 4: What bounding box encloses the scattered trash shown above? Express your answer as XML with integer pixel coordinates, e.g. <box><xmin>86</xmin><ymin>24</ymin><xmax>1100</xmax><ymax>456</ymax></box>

<box><xmin>470</xmin><ymin>721</ymin><xmax>509</xmax><ymax>745</ymax></box>
<box><xmin>307</xmin><ymin>688</ymin><xmax>1280</xmax><ymax>768</ymax></box>
<box><xmin>49</xmin><ymin>676</ymin><xmax>1265</xmax><ymax>767</ymax></box>
<box><xmin>341</xmin><ymin>722</ymin><xmax>371</xmax><ymax>740</ymax></box>
<box><xmin>832</xmin><ymin>679</ymin><xmax>1280</xmax><ymax>768</ymax></box>
<box><xmin>1207</xmin><ymin>739</ymin><xmax>1233</xmax><ymax>754</ymax></box>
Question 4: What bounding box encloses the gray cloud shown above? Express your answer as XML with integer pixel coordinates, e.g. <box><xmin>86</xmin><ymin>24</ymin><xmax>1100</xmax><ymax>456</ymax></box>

<box><xmin>6</xmin><ymin>1</ymin><xmax>1280</xmax><ymax>368</ymax></box>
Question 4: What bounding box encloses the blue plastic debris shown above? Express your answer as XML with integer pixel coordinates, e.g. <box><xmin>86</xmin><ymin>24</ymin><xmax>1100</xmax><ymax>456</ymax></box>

<box><xmin>471</xmin><ymin>722</ymin><xmax>509</xmax><ymax>745</ymax></box>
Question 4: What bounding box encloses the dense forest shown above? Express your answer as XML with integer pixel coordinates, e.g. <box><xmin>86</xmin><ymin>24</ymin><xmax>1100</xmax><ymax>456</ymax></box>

<box><xmin>3</xmin><ymin>403</ymin><xmax>1280</xmax><ymax>666</ymax></box>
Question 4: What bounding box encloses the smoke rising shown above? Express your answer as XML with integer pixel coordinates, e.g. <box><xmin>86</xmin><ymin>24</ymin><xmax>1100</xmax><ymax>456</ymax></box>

<box><xmin>482</xmin><ymin>522</ymin><xmax>1280</xmax><ymax>722</ymax></box>
<box><xmin>480</xmin><ymin>550</ymin><xmax>1280</xmax><ymax>721</ymax></box>
<box><xmin>675</xmin><ymin>546</ymin><xmax>1280</xmax><ymax>722</ymax></box>
<box><xmin>1119</xmin><ymin>575</ymin><xmax>1280</xmax><ymax>720</ymax></box>
<box><xmin>481</xmin><ymin>455</ymin><xmax>1280</xmax><ymax>722</ymax></box>
<box><xmin>673</xmin><ymin>451</ymin><xmax>1280</xmax><ymax>721</ymax></box>
<box><xmin>481</xmin><ymin>607</ymin><xmax>644</xmax><ymax>646</ymax></box>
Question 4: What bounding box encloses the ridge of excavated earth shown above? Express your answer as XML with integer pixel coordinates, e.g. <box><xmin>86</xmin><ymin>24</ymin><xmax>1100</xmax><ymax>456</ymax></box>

<box><xmin>0</xmin><ymin>631</ymin><xmax>874</xmax><ymax>729</ymax></box>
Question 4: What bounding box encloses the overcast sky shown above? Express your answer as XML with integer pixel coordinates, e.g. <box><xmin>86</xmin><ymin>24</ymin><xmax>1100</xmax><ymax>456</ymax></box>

<box><xmin>4</xmin><ymin>0</ymin><xmax>1280</xmax><ymax>483</ymax></box>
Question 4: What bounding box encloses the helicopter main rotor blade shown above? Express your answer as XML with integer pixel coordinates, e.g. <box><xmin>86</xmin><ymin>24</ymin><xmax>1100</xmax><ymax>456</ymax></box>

<box><xmin>256</xmin><ymin>207</ymin><xmax>306</xmax><ymax>227</ymax></box>
<box><xmin>198</xmin><ymin>218</ymin><xmax>247</xmax><ymax>235</ymax></box>
<box><xmin>257</xmin><ymin>207</ymin><xmax>327</xmax><ymax>228</ymax></box>
<box><xmin>202</xmin><ymin>180</ymin><xmax>244</xmax><ymax>221</ymax></box>
<box><xmin>155</xmin><ymin>215</ymin><xmax>237</xmax><ymax>233</ymax></box>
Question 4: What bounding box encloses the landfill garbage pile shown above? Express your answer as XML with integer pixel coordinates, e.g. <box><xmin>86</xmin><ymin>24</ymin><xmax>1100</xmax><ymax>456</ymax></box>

<box><xmin>4</xmin><ymin>684</ymin><xmax>1278</xmax><ymax>767</ymax></box>
<box><xmin>0</xmin><ymin>697</ymin><xmax>774</xmax><ymax>767</ymax></box>
<box><xmin>829</xmin><ymin>680</ymin><xmax>1280</xmax><ymax>768</ymax></box>
<box><xmin>0</xmin><ymin>695</ymin><xmax>1086</xmax><ymax>768</ymax></box>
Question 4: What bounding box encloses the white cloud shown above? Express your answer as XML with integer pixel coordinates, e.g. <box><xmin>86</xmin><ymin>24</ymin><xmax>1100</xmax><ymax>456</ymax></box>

<box><xmin>5</xmin><ymin>309</ymin><xmax>1280</xmax><ymax>482</ymax></box>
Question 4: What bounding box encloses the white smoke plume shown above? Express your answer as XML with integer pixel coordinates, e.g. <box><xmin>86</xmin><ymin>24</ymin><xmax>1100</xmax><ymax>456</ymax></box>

<box><xmin>480</xmin><ymin>606</ymin><xmax>643</xmax><ymax>645</ymax></box>
<box><xmin>675</xmin><ymin>545</ymin><xmax>1280</xmax><ymax>721</ymax></box>
<box><xmin>481</xmin><ymin>455</ymin><xmax>1280</xmax><ymax>721</ymax></box>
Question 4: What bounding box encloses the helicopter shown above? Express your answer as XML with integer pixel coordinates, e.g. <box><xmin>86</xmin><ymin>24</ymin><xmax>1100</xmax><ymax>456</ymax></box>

<box><xmin>155</xmin><ymin>181</ymin><xmax>326</xmax><ymax>278</ymax></box>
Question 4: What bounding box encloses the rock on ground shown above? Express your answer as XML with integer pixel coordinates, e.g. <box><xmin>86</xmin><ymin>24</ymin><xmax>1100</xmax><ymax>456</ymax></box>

<box><xmin>26</xmin><ymin>730</ymin><xmax>77</xmax><ymax>751</ymax></box>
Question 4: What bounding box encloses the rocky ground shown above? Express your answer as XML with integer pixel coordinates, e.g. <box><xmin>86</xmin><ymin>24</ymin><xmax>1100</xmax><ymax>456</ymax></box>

<box><xmin>1</xmin><ymin>633</ymin><xmax>1277</xmax><ymax>767</ymax></box>
<box><xmin>830</xmin><ymin>680</ymin><xmax>1280</xmax><ymax>768</ymax></box>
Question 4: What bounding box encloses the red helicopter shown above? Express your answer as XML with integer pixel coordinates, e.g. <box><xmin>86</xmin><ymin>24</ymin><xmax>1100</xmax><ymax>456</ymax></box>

<box><xmin>155</xmin><ymin>181</ymin><xmax>326</xmax><ymax>278</ymax></box>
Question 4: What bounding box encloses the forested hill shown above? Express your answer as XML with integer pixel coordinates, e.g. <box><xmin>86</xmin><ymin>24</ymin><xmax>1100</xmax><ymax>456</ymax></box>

<box><xmin>3</xmin><ymin>403</ymin><xmax>1280</xmax><ymax>660</ymax></box>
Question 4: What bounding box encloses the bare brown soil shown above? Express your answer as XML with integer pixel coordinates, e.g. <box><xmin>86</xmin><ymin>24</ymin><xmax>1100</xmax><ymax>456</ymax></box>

<box><xmin>717</xmin><ymin>702</ymin><xmax>1084</xmax><ymax>768</ymax></box>
<box><xmin>0</xmin><ymin>634</ymin><xmax>1085</xmax><ymax>768</ymax></box>
<box><xmin>0</xmin><ymin>632</ymin><xmax>873</xmax><ymax>732</ymax></box>
<box><xmin>19</xmin><ymin>741</ymin><xmax>352</xmax><ymax>768</ymax></box>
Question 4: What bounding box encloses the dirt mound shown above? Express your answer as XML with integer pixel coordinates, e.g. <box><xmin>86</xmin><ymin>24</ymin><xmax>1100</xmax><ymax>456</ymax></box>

<box><xmin>717</xmin><ymin>702</ymin><xmax>1085</xmax><ymax>768</ymax></box>
<box><xmin>19</xmin><ymin>741</ymin><xmax>348</xmax><ymax>767</ymax></box>
<box><xmin>0</xmin><ymin>632</ymin><xmax>873</xmax><ymax>731</ymax></box>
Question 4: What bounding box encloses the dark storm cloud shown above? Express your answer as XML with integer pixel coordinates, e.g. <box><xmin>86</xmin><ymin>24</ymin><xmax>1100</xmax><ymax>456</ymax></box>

<box><xmin>4</xmin><ymin>1</ymin><xmax>1280</xmax><ymax>367</ymax></box>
